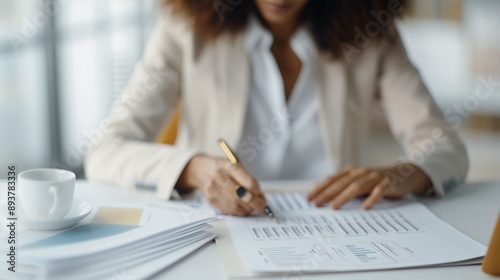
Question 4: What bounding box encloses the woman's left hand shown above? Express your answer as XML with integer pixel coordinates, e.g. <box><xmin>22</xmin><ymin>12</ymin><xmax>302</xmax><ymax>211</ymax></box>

<box><xmin>307</xmin><ymin>163</ymin><xmax>431</xmax><ymax>209</ymax></box>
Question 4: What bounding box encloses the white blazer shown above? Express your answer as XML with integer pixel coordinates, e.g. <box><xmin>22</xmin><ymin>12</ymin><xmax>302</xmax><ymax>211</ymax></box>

<box><xmin>84</xmin><ymin>9</ymin><xmax>468</xmax><ymax>200</ymax></box>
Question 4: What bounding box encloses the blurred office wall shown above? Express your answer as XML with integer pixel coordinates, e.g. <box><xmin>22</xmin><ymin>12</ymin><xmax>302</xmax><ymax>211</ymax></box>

<box><xmin>400</xmin><ymin>0</ymin><xmax>500</xmax><ymax>116</ymax></box>
<box><xmin>0</xmin><ymin>0</ymin><xmax>156</xmax><ymax>176</ymax></box>
<box><xmin>0</xmin><ymin>0</ymin><xmax>499</xmax><ymax>179</ymax></box>
<box><xmin>365</xmin><ymin>0</ymin><xmax>500</xmax><ymax>181</ymax></box>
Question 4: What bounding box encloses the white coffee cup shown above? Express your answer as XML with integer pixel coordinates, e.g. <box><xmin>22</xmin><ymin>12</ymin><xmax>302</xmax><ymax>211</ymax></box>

<box><xmin>18</xmin><ymin>168</ymin><xmax>75</xmax><ymax>220</ymax></box>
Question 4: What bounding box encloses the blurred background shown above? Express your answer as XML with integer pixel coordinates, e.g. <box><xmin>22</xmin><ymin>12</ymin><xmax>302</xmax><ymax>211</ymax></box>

<box><xmin>0</xmin><ymin>0</ymin><xmax>499</xmax><ymax>181</ymax></box>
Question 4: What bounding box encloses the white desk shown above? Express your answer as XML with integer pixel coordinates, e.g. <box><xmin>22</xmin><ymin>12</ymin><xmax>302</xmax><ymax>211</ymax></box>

<box><xmin>4</xmin><ymin>180</ymin><xmax>500</xmax><ymax>280</ymax></box>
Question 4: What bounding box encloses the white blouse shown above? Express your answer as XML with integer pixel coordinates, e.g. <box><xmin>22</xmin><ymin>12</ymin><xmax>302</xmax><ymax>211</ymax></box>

<box><xmin>236</xmin><ymin>18</ymin><xmax>332</xmax><ymax>181</ymax></box>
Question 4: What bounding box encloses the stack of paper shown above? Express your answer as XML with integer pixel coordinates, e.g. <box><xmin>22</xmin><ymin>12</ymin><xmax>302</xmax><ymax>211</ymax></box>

<box><xmin>1</xmin><ymin>203</ymin><xmax>216</xmax><ymax>280</ymax></box>
<box><xmin>223</xmin><ymin>192</ymin><xmax>486</xmax><ymax>274</ymax></box>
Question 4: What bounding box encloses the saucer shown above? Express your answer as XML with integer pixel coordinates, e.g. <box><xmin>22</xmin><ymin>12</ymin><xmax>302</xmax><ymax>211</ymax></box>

<box><xmin>0</xmin><ymin>199</ymin><xmax>93</xmax><ymax>231</ymax></box>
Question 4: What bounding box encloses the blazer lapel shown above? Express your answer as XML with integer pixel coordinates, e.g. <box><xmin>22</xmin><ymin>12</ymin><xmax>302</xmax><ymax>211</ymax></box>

<box><xmin>314</xmin><ymin>52</ymin><xmax>348</xmax><ymax>171</ymax></box>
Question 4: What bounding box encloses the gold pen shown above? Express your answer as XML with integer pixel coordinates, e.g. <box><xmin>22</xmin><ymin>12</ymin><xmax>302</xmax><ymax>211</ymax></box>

<box><xmin>217</xmin><ymin>139</ymin><xmax>280</xmax><ymax>224</ymax></box>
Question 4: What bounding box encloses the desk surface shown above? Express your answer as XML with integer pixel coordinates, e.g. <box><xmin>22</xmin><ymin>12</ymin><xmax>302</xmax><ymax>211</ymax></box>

<box><xmin>4</xmin><ymin>180</ymin><xmax>500</xmax><ymax>280</ymax></box>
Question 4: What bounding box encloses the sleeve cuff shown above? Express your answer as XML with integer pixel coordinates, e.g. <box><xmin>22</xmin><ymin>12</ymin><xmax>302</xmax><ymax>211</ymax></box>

<box><xmin>412</xmin><ymin>157</ymin><xmax>460</xmax><ymax>198</ymax></box>
<box><xmin>156</xmin><ymin>149</ymin><xmax>201</xmax><ymax>200</ymax></box>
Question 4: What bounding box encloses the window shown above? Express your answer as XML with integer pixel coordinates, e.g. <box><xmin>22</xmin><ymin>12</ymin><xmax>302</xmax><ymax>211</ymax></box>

<box><xmin>0</xmin><ymin>0</ymin><xmax>157</xmax><ymax>178</ymax></box>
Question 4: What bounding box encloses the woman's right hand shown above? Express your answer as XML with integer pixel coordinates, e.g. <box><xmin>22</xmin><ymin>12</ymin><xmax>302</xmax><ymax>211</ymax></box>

<box><xmin>176</xmin><ymin>155</ymin><xmax>267</xmax><ymax>216</ymax></box>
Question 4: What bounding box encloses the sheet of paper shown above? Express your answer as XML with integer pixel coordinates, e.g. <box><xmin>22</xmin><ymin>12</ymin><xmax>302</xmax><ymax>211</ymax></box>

<box><xmin>124</xmin><ymin>233</ymin><xmax>216</xmax><ymax>280</ymax></box>
<box><xmin>212</xmin><ymin>220</ymin><xmax>261</xmax><ymax>278</ymax></box>
<box><xmin>225</xmin><ymin>192</ymin><xmax>486</xmax><ymax>273</ymax></box>
<box><xmin>45</xmin><ymin>231</ymin><xmax>216</xmax><ymax>280</ymax></box>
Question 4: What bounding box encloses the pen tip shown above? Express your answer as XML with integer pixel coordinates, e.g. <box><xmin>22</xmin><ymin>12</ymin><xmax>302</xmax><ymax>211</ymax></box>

<box><xmin>263</xmin><ymin>206</ymin><xmax>280</xmax><ymax>224</ymax></box>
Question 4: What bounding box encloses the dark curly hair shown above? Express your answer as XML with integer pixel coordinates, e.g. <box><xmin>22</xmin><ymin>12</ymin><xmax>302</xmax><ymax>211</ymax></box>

<box><xmin>164</xmin><ymin>0</ymin><xmax>408</xmax><ymax>58</ymax></box>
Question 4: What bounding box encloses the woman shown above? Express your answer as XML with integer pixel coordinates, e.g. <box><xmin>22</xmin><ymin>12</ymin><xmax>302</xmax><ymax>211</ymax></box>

<box><xmin>85</xmin><ymin>0</ymin><xmax>468</xmax><ymax>216</ymax></box>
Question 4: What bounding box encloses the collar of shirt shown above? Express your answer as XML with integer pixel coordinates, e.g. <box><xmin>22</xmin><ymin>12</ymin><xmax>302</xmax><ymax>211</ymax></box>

<box><xmin>244</xmin><ymin>15</ymin><xmax>319</xmax><ymax>118</ymax></box>
<box><xmin>244</xmin><ymin>15</ymin><xmax>317</xmax><ymax>62</ymax></box>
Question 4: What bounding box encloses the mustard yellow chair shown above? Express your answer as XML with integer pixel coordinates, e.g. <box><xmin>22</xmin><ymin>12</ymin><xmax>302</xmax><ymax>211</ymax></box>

<box><xmin>156</xmin><ymin>102</ymin><xmax>181</xmax><ymax>145</ymax></box>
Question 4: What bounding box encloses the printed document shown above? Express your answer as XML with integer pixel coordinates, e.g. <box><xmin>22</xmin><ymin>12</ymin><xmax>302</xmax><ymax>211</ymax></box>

<box><xmin>226</xmin><ymin>192</ymin><xmax>486</xmax><ymax>273</ymax></box>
